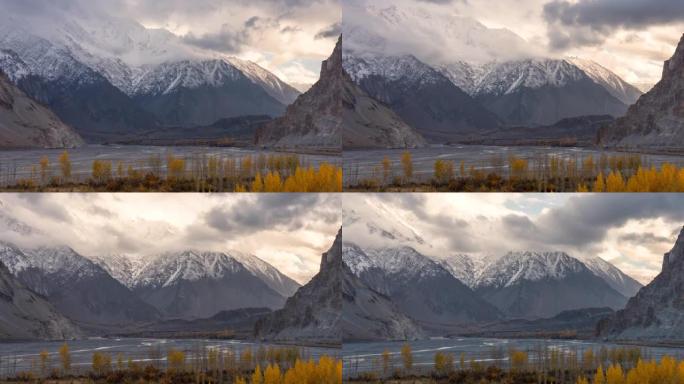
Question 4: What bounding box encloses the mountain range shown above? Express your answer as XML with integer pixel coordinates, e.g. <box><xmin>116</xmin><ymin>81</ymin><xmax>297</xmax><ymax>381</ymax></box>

<box><xmin>0</xmin><ymin>205</ymin><xmax>309</xmax><ymax>339</ymax></box>
<box><xmin>342</xmin><ymin>4</ymin><xmax>644</xmax><ymax>145</ymax></box>
<box><xmin>0</xmin><ymin>5</ymin><xmax>300</xmax><ymax>144</ymax></box>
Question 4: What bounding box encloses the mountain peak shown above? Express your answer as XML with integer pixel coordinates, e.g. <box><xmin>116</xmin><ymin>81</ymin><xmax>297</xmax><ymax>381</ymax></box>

<box><xmin>664</xmin><ymin>34</ymin><xmax>684</xmax><ymax>79</ymax></box>
<box><xmin>664</xmin><ymin>226</ymin><xmax>684</xmax><ymax>267</ymax></box>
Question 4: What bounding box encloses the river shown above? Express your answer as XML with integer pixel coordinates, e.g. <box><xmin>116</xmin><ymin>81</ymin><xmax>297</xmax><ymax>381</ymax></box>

<box><xmin>343</xmin><ymin>337</ymin><xmax>684</xmax><ymax>378</ymax></box>
<box><xmin>0</xmin><ymin>145</ymin><xmax>340</xmax><ymax>186</ymax></box>
<box><xmin>0</xmin><ymin>338</ymin><xmax>340</xmax><ymax>378</ymax></box>
<box><xmin>343</xmin><ymin>145</ymin><xmax>684</xmax><ymax>185</ymax></box>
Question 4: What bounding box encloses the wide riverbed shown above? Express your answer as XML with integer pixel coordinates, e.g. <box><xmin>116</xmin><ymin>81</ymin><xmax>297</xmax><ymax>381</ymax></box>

<box><xmin>343</xmin><ymin>337</ymin><xmax>684</xmax><ymax>378</ymax></box>
<box><xmin>0</xmin><ymin>145</ymin><xmax>340</xmax><ymax>186</ymax></box>
<box><xmin>0</xmin><ymin>338</ymin><xmax>340</xmax><ymax>377</ymax></box>
<box><xmin>343</xmin><ymin>145</ymin><xmax>684</xmax><ymax>185</ymax></box>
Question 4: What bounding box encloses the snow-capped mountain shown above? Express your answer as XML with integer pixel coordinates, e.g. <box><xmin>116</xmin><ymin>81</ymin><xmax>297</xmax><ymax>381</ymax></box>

<box><xmin>343</xmin><ymin>52</ymin><xmax>502</xmax><ymax>141</ymax></box>
<box><xmin>131</xmin><ymin>59</ymin><xmax>287</xmax><ymax>126</ymax></box>
<box><xmin>566</xmin><ymin>57</ymin><xmax>642</xmax><ymax>105</ymax></box>
<box><xmin>91</xmin><ymin>253</ymin><xmax>143</xmax><ymax>289</ymax></box>
<box><xmin>343</xmin><ymin>243</ymin><xmax>502</xmax><ymax>332</ymax></box>
<box><xmin>472</xmin><ymin>251</ymin><xmax>628</xmax><ymax>319</ymax></box>
<box><xmin>230</xmin><ymin>251</ymin><xmax>300</xmax><ymax>298</ymax></box>
<box><xmin>0</xmin><ymin>241</ymin><xmax>160</xmax><ymax>327</ymax></box>
<box><xmin>343</xmin><ymin>197</ymin><xmax>428</xmax><ymax>252</ymax></box>
<box><xmin>0</xmin><ymin>4</ymin><xmax>301</xmax><ymax>140</ymax></box>
<box><xmin>131</xmin><ymin>250</ymin><xmax>290</xmax><ymax>319</ymax></box>
<box><xmin>576</xmin><ymin>255</ymin><xmax>643</xmax><ymax>298</ymax></box>
<box><xmin>443</xmin><ymin>59</ymin><xmax>629</xmax><ymax>127</ymax></box>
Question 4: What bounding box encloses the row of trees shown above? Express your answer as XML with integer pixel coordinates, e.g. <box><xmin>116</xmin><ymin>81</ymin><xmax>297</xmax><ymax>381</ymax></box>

<box><xmin>10</xmin><ymin>151</ymin><xmax>342</xmax><ymax>192</ymax></box>
<box><xmin>350</xmin><ymin>151</ymin><xmax>684</xmax><ymax>192</ymax></box>
<box><xmin>348</xmin><ymin>344</ymin><xmax>664</xmax><ymax>383</ymax></box>
<box><xmin>9</xmin><ymin>343</ymin><xmax>341</xmax><ymax>383</ymax></box>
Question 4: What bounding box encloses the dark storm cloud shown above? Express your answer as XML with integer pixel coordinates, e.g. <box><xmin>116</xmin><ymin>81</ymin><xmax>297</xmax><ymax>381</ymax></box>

<box><xmin>502</xmin><ymin>195</ymin><xmax>684</xmax><ymax>248</ymax></box>
<box><xmin>182</xmin><ymin>16</ymin><xmax>281</xmax><ymax>54</ymax></box>
<box><xmin>619</xmin><ymin>232</ymin><xmax>672</xmax><ymax>245</ymax></box>
<box><xmin>16</xmin><ymin>195</ymin><xmax>73</xmax><ymax>223</ymax></box>
<box><xmin>204</xmin><ymin>194</ymin><xmax>337</xmax><ymax>234</ymax></box>
<box><xmin>543</xmin><ymin>0</ymin><xmax>684</xmax><ymax>49</ymax></box>
<box><xmin>314</xmin><ymin>22</ymin><xmax>341</xmax><ymax>39</ymax></box>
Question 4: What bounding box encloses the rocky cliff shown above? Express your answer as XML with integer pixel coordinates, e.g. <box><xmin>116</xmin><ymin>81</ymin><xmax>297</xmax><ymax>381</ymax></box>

<box><xmin>0</xmin><ymin>260</ymin><xmax>81</xmax><ymax>341</ymax></box>
<box><xmin>598</xmin><ymin>34</ymin><xmax>684</xmax><ymax>150</ymax></box>
<box><xmin>598</xmin><ymin>227</ymin><xmax>684</xmax><ymax>341</ymax></box>
<box><xmin>342</xmin><ymin>261</ymin><xmax>424</xmax><ymax>341</ymax></box>
<box><xmin>255</xmin><ymin>36</ymin><xmax>425</xmax><ymax>151</ymax></box>
<box><xmin>254</xmin><ymin>230</ymin><xmax>341</xmax><ymax>345</ymax></box>
<box><xmin>0</xmin><ymin>71</ymin><xmax>83</xmax><ymax>148</ymax></box>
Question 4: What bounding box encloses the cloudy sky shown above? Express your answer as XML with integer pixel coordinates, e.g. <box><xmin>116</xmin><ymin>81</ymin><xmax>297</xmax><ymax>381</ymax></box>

<box><xmin>1</xmin><ymin>0</ymin><xmax>340</xmax><ymax>87</ymax></box>
<box><xmin>0</xmin><ymin>194</ymin><xmax>340</xmax><ymax>284</ymax></box>
<box><xmin>343</xmin><ymin>0</ymin><xmax>684</xmax><ymax>89</ymax></box>
<box><xmin>344</xmin><ymin>193</ymin><xmax>684</xmax><ymax>285</ymax></box>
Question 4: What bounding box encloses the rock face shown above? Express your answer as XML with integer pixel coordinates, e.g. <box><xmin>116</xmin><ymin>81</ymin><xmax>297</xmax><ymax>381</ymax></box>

<box><xmin>598</xmin><ymin>34</ymin><xmax>684</xmax><ymax>150</ymax></box>
<box><xmin>256</xmin><ymin>36</ymin><xmax>425</xmax><ymax>150</ymax></box>
<box><xmin>343</xmin><ymin>244</ymin><xmax>502</xmax><ymax>334</ymax></box>
<box><xmin>255</xmin><ymin>230</ymin><xmax>341</xmax><ymax>344</ymax></box>
<box><xmin>0</xmin><ymin>70</ymin><xmax>83</xmax><ymax>148</ymax></box>
<box><xmin>255</xmin><ymin>37</ymin><xmax>344</xmax><ymax>151</ymax></box>
<box><xmin>598</xmin><ymin>227</ymin><xmax>684</xmax><ymax>341</ymax></box>
<box><xmin>474</xmin><ymin>252</ymin><xmax>628</xmax><ymax>319</ymax></box>
<box><xmin>342</xmin><ymin>260</ymin><xmax>424</xmax><ymax>341</ymax></box>
<box><xmin>0</xmin><ymin>259</ymin><xmax>81</xmax><ymax>341</ymax></box>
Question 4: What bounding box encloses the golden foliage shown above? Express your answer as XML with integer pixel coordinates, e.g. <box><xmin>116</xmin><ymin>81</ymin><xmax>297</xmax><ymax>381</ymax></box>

<box><xmin>401</xmin><ymin>343</ymin><xmax>413</xmax><ymax>372</ymax></box>
<box><xmin>58</xmin><ymin>343</ymin><xmax>70</xmax><ymax>373</ymax></box>
<box><xmin>92</xmin><ymin>351</ymin><xmax>112</xmax><ymax>376</ymax></box>
<box><xmin>401</xmin><ymin>151</ymin><xmax>413</xmax><ymax>182</ymax></box>
<box><xmin>167</xmin><ymin>348</ymin><xmax>185</xmax><ymax>372</ymax></box>
<box><xmin>510</xmin><ymin>349</ymin><xmax>528</xmax><ymax>371</ymax></box>
<box><xmin>58</xmin><ymin>151</ymin><xmax>71</xmax><ymax>180</ymax></box>
<box><xmin>434</xmin><ymin>159</ymin><xmax>455</xmax><ymax>184</ymax></box>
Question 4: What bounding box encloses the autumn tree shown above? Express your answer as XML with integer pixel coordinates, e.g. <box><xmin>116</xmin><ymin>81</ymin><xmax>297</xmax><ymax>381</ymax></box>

<box><xmin>92</xmin><ymin>352</ymin><xmax>111</xmax><ymax>376</ymax></box>
<box><xmin>434</xmin><ymin>160</ymin><xmax>454</xmax><ymax>184</ymax></box>
<box><xmin>381</xmin><ymin>156</ymin><xmax>392</xmax><ymax>184</ymax></box>
<box><xmin>401</xmin><ymin>343</ymin><xmax>413</xmax><ymax>373</ymax></box>
<box><xmin>252</xmin><ymin>173</ymin><xmax>264</xmax><ymax>192</ymax></box>
<box><xmin>58</xmin><ymin>151</ymin><xmax>72</xmax><ymax>181</ymax></box>
<box><xmin>59</xmin><ymin>343</ymin><xmax>71</xmax><ymax>374</ymax></box>
<box><xmin>252</xmin><ymin>364</ymin><xmax>264</xmax><ymax>384</ymax></box>
<box><xmin>382</xmin><ymin>349</ymin><xmax>391</xmax><ymax>376</ymax></box>
<box><xmin>167</xmin><ymin>348</ymin><xmax>185</xmax><ymax>373</ymax></box>
<box><xmin>401</xmin><ymin>151</ymin><xmax>413</xmax><ymax>182</ymax></box>
<box><xmin>594</xmin><ymin>365</ymin><xmax>606</xmax><ymax>384</ymax></box>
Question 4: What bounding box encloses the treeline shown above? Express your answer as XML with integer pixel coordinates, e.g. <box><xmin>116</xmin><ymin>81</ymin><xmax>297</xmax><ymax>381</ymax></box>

<box><xmin>349</xmin><ymin>151</ymin><xmax>684</xmax><ymax>192</ymax></box>
<box><xmin>5</xmin><ymin>151</ymin><xmax>342</xmax><ymax>192</ymax></box>
<box><xmin>4</xmin><ymin>343</ymin><xmax>342</xmax><ymax>384</ymax></box>
<box><xmin>346</xmin><ymin>344</ymin><xmax>684</xmax><ymax>384</ymax></box>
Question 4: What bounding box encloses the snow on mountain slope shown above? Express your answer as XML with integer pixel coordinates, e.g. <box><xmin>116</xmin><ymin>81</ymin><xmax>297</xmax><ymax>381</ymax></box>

<box><xmin>474</xmin><ymin>251</ymin><xmax>586</xmax><ymax>289</ymax></box>
<box><xmin>227</xmin><ymin>57</ymin><xmax>300</xmax><ymax>105</ymax></box>
<box><xmin>0</xmin><ymin>7</ymin><xmax>299</xmax><ymax>106</ymax></box>
<box><xmin>577</xmin><ymin>255</ymin><xmax>643</xmax><ymax>298</ymax></box>
<box><xmin>131</xmin><ymin>60</ymin><xmax>244</xmax><ymax>96</ymax></box>
<box><xmin>91</xmin><ymin>254</ymin><xmax>143</xmax><ymax>289</ymax></box>
<box><xmin>343</xmin><ymin>243</ymin><xmax>442</xmax><ymax>280</ymax></box>
<box><xmin>230</xmin><ymin>251</ymin><xmax>301</xmax><ymax>297</ymax></box>
<box><xmin>343</xmin><ymin>197</ymin><xmax>428</xmax><ymax>253</ymax></box>
<box><xmin>0</xmin><ymin>242</ymin><xmax>102</xmax><ymax>283</ymax></box>
<box><xmin>110</xmin><ymin>250</ymin><xmax>300</xmax><ymax>298</ymax></box>
<box><xmin>473</xmin><ymin>59</ymin><xmax>588</xmax><ymax>97</ymax></box>
<box><xmin>343</xmin><ymin>4</ymin><xmax>537</xmax><ymax>63</ymax></box>
<box><xmin>567</xmin><ymin>57</ymin><xmax>642</xmax><ymax>105</ymax></box>
<box><xmin>343</xmin><ymin>53</ymin><xmax>444</xmax><ymax>87</ymax></box>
